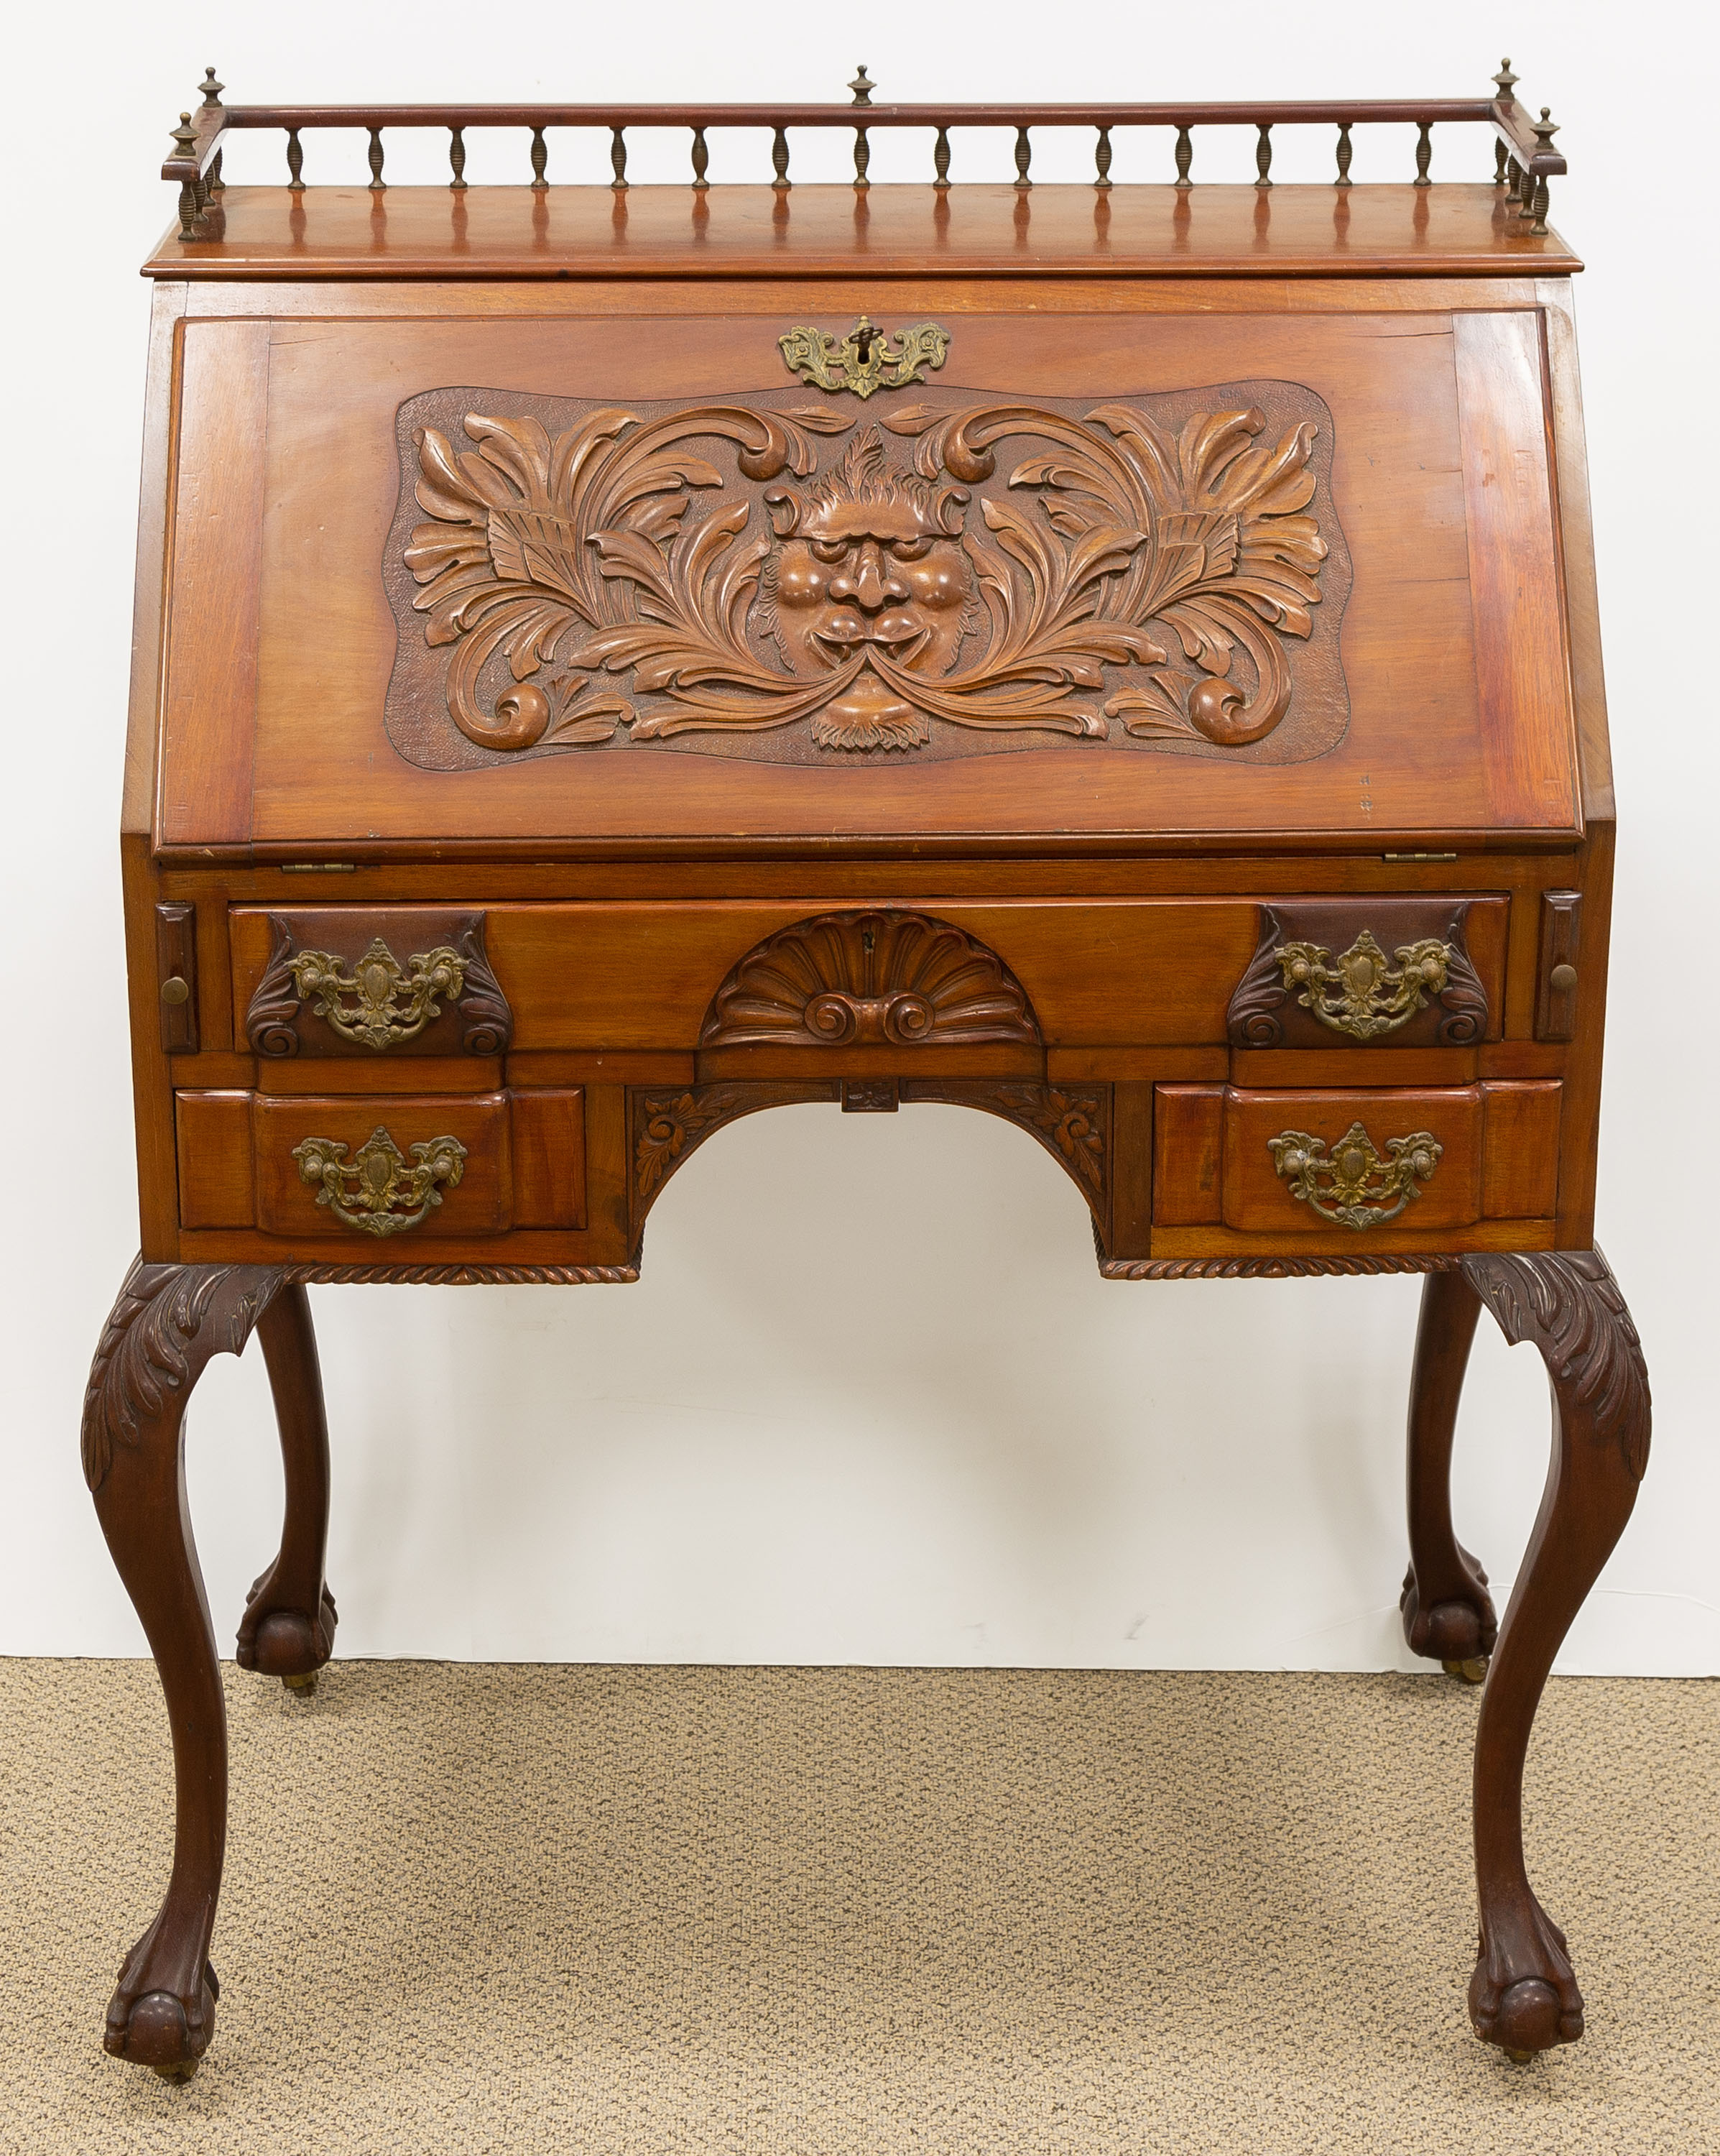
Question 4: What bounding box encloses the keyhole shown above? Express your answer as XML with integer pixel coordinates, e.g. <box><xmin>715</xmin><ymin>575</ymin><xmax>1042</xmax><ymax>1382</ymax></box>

<box><xmin>853</xmin><ymin>321</ymin><xmax>876</xmax><ymax>364</ymax></box>
<box><xmin>861</xmin><ymin>927</ymin><xmax>876</xmax><ymax>955</ymax></box>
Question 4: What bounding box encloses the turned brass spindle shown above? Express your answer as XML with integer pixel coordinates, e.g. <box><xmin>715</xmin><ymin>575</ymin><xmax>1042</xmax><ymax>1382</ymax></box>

<box><xmin>772</xmin><ymin>124</ymin><xmax>790</xmax><ymax>188</ymax></box>
<box><xmin>530</xmin><ymin>126</ymin><xmax>548</xmax><ymax>189</ymax></box>
<box><xmin>366</xmin><ymin>126</ymin><xmax>385</xmax><ymax>190</ymax></box>
<box><xmin>1414</xmin><ymin>120</ymin><xmax>1433</xmax><ymax>185</ymax></box>
<box><xmin>850</xmin><ymin>63</ymin><xmax>873</xmax><ymax>190</ymax></box>
<box><xmin>609</xmin><ymin>126</ymin><xmax>627</xmax><ymax>190</ymax></box>
<box><xmin>1335</xmin><ymin>121</ymin><xmax>1353</xmax><ymax>186</ymax></box>
<box><xmin>1014</xmin><ymin>125</ymin><xmax>1032</xmax><ymax>189</ymax></box>
<box><xmin>1493</xmin><ymin>137</ymin><xmax>1509</xmax><ymax>187</ymax></box>
<box><xmin>690</xmin><ymin>125</ymin><xmax>709</xmax><ymax>190</ymax></box>
<box><xmin>286</xmin><ymin>126</ymin><xmax>304</xmax><ymax>190</ymax></box>
<box><xmin>1254</xmin><ymin>123</ymin><xmax>1272</xmax><ymax>187</ymax></box>
<box><xmin>206</xmin><ymin>147</ymin><xmax>224</xmax><ymax>202</ymax></box>
<box><xmin>172</xmin><ymin>113</ymin><xmax>199</xmax><ymax>239</ymax></box>
<box><xmin>933</xmin><ymin>126</ymin><xmax>951</xmax><ymax>188</ymax></box>
<box><xmin>448</xmin><ymin>126</ymin><xmax>467</xmax><ymax>192</ymax></box>
<box><xmin>1094</xmin><ymin>124</ymin><xmax>1113</xmax><ymax>190</ymax></box>
<box><xmin>1507</xmin><ymin>157</ymin><xmax>1522</xmax><ymax>201</ymax></box>
<box><xmin>1174</xmin><ymin>123</ymin><xmax>1193</xmax><ymax>185</ymax></box>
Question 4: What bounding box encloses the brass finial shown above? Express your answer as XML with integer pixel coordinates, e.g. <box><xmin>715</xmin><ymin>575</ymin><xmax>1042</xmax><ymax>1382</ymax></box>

<box><xmin>170</xmin><ymin>111</ymin><xmax>197</xmax><ymax>158</ymax></box>
<box><xmin>1532</xmin><ymin>106</ymin><xmax>1560</xmax><ymax>153</ymax></box>
<box><xmin>1492</xmin><ymin>57</ymin><xmax>1519</xmax><ymax>103</ymax></box>
<box><xmin>200</xmin><ymin>67</ymin><xmax>224</xmax><ymax>108</ymax></box>
<box><xmin>849</xmin><ymin>65</ymin><xmax>874</xmax><ymax>106</ymax></box>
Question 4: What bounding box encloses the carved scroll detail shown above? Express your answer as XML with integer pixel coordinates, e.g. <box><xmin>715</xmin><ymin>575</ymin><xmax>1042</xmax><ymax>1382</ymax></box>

<box><xmin>397</xmin><ymin>387</ymin><xmax>1338</xmax><ymax>759</ymax></box>
<box><xmin>82</xmin><ymin>1259</ymin><xmax>282</xmax><ymax>1492</ymax></box>
<box><xmin>701</xmin><ymin>911</ymin><xmax>1038</xmax><ymax>1049</ymax></box>
<box><xmin>1461</xmin><ymin>1250</ymin><xmax>1651</xmax><ymax>1481</ymax></box>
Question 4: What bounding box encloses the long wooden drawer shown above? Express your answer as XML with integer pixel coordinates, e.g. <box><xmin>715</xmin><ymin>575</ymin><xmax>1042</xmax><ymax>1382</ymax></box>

<box><xmin>228</xmin><ymin>898</ymin><xmax>1509</xmax><ymax>1054</ymax></box>
<box><xmin>1153</xmin><ymin>1082</ymin><xmax>1560</xmax><ymax>1234</ymax></box>
<box><xmin>175</xmin><ymin>1089</ymin><xmax>586</xmax><ymax>1240</ymax></box>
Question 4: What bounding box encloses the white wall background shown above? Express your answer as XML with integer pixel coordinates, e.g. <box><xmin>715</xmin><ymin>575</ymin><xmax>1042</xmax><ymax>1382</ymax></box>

<box><xmin>2</xmin><ymin>0</ymin><xmax>1714</xmax><ymax>1673</ymax></box>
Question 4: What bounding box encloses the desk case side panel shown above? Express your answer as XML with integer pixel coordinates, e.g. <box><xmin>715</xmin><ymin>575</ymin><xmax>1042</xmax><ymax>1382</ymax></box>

<box><xmin>125</xmin><ymin>287</ymin><xmax>188</xmax><ymax>1260</ymax></box>
<box><xmin>154</xmin><ymin>316</ymin><xmax>270</xmax><ymax>849</ymax></box>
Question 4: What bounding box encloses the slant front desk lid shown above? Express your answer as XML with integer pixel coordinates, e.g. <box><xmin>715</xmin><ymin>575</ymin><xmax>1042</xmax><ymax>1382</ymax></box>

<box><xmin>149</xmin><ymin>186</ymin><xmax>1581</xmax><ymax>857</ymax></box>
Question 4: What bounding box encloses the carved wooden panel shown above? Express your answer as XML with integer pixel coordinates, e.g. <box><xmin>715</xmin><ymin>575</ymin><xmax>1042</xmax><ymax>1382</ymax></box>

<box><xmin>244</xmin><ymin>911</ymin><xmax>512</xmax><ymax>1058</ymax></box>
<box><xmin>700</xmin><ymin>911</ymin><xmax>1038</xmax><ymax>1049</ymax></box>
<box><xmin>1226</xmin><ymin>898</ymin><xmax>1496</xmax><ymax>1049</ymax></box>
<box><xmin>384</xmin><ymin>380</ymin><xmax>1351</xmax><ymax>772</ymax></box>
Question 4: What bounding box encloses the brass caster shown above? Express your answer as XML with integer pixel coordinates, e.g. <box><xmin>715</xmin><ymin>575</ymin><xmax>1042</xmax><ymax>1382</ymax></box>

<box><xmin>1503</xmin><ymin>2047</ymin><xmax>1539</xmax><ymax>2065</ymax></box>
<box><xmin>282</xmin><ymin>1671</ymin><xmax>318</xmax><ymax>1696</ymax></box>
<box><xmin>152</xmin><ymin>2059</ymin><xmax>200</xmax><ymax>2083</ymax></box>
<box><xmin>1443</xmin><ymin>1656</ymin><xmax>1489</xmax><ymax>1685</ymax></box>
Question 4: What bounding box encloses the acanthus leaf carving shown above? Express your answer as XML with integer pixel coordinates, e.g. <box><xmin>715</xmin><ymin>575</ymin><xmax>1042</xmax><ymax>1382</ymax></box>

<box><xmin>82</xmin><ymin>1260</ymin><xmax>283</xmax><ymax>1493</ymax></box>
<box><xmin>1461</xmin><ymin>1250</ymin><xmax>1651</xmax><ymax>1482</ymax></box>
<box><xmin>701</xmin><ymin>911</ymin><xmax>1038</xmax><ymax>1050</ymax></box>
<box><xmin>390</xmin><ymin>380</ymin><xmax>1346</xmax><ymax>765</ymax></box>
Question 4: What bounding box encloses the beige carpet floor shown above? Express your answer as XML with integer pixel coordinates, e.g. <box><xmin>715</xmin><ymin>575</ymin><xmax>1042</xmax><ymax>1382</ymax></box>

<box><xmin>1</xmin><ymin>1662</ymin><xmax>1715</xmax><ymax>2155</ymax></box>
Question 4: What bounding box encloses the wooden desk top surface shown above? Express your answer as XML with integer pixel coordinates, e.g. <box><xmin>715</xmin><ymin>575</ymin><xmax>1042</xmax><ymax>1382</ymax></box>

<box><xmin>143</xmin><ymin>183</ymin><xmax>1580</xmax><ymax>284</ymax></box>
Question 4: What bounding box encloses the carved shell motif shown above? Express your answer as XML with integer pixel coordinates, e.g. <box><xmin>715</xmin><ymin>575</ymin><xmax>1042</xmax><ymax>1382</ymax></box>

<box><xmin>701</xmin><ymin>911</ymin><xmax>1039</xmax><ymax>1049</ymax></box>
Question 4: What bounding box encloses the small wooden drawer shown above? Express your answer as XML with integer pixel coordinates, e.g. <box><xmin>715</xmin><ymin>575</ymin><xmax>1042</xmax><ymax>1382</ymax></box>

<box><xmin>231</xmin><ymin>909</ymin><xmax>512</xmax><ymax>1059</ymax></box>
<box><xmin>1154</xmin><ymin>1081</ymin><xmax>1560</xmax><ymax>1234</ymax></box>
<box><xmin>175</xmin><ymin>1088</ymin><xmax>585</xmax><ymax>1240</ymax></box>
<box><xmin>1226</xmin><ymin>897</ymin><xmax>1507</xmax><ymax>1050</ymax></box>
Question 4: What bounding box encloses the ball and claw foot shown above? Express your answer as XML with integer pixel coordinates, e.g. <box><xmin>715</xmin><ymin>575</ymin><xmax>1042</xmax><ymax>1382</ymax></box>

<box><xmin>106</xmin><ymin>1958</ymin><xmax>220</xmax><ymax>2079</ymax></box>
<box><xmin>1469</xmin><ymin>1902</ymin><xmax>1584</xmax><ymax>2060</ymax></box>
<box><xmin>236</xmin><ymin>1577</ymin><xmax>338</xmax><ymax>1694</ymax></box>
<box><xmin>1401</xmin><ymin>1556</ymin><xmax>1497</xmax><ymax>1685</ymax></box>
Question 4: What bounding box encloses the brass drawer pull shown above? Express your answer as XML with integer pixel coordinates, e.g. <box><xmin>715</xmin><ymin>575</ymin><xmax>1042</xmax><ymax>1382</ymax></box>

<box><xmin>292</xmin><ymin>1125</ymin><xmax>468</xmax><ymax>1238</ymax></box>
<box><xmin>1267</xmin><ymin>1120</ymin><xmax>1442</xmax><ymax>1230</ymax></box>
<box><xmin>287</xmin><ymin>939</ymin><xmax>466</xmax><ymax>1051</ymax></box>
<box><xmin>1274</xmin><ymin>931</ymin><xmax>1454</xmax><ymax>1042</ymax></box>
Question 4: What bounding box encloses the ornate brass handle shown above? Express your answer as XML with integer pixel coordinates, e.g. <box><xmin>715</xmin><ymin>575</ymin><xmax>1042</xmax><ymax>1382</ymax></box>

<box><xmin>286</xmin><ymin>939</ymin><xmax>466</xmax><ymax>1051</ymax></box>
<box><xmin>1273</xmin><ymin>931</ymin><xmax>1454</xmax><ymax>1043</ymax></box>
<box><xmin>1267</xmin><ymin>1120</ymin><xmax>1442</xmax><ymax>1230</ymax></box>
<box><xmin>292</xmin><ymin>1126</ymin><xmax>468</xmax><ymax>1238</ymax></box>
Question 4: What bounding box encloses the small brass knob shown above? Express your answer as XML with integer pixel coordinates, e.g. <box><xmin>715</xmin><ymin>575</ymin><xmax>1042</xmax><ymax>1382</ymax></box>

<box><xmin>160</xmin><ymin>976</ymin><xmax>190</xmax><ymax>1005</ymax></box>
<box><xmin>1549</xmin><ymin>963</ymin><xmax>1578</xmax><ymax>994</ymax></box>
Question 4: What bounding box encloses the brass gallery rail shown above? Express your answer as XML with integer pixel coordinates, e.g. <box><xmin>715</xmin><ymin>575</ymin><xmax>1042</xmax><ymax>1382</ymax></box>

<box><xmin>162</xmin><ymin>60</ymin><xmax>1566</xmax><ymax>241</ymax></box>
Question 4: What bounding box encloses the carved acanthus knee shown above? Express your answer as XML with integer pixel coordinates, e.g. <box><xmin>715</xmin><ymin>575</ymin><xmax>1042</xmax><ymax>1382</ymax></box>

<box><xmin>83</xmin><ymin>1258</ymin><xmax>286</xmax><ymax>2075</ymax></box>
<box><xmin>1458</xmin><ymin>1248</ymin><xmax>1650</xmax><ymax>2057</ymax></box>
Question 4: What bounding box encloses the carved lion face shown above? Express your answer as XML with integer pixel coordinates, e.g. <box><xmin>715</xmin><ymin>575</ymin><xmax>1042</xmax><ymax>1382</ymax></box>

<box><xmin>764</xmin><ymin>430</ymin><xmax>975</xmax><ymax>749</ymax></box>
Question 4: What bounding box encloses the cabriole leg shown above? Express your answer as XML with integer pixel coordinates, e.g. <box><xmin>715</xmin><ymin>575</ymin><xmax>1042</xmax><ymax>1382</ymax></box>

<box><xmin>236</xmin><ymin>1282</ymin><xmax>338</xmax><ymax>1695</ymax></box>
<box><xmin>1461</xmin><ymin>1249</ymin><xmax>1650</xmax><ymax>2060</ymax></box>
<box><xmin>81</xmin><ymin>1258</ymin><xmax>286</xmax><ymax>2078</ymax></box>
<box><xmin>1400</xmin><ymin>1268</ymin><xmax>1499</xmax><ymax>1682</ymax></box>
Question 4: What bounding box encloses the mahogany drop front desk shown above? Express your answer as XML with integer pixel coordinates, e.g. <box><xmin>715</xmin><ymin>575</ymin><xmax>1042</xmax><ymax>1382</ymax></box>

<box><xmin>92</xmin><ymin>70</ymin><xmax>1650</xmax><ymax>2078</ymax></box>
